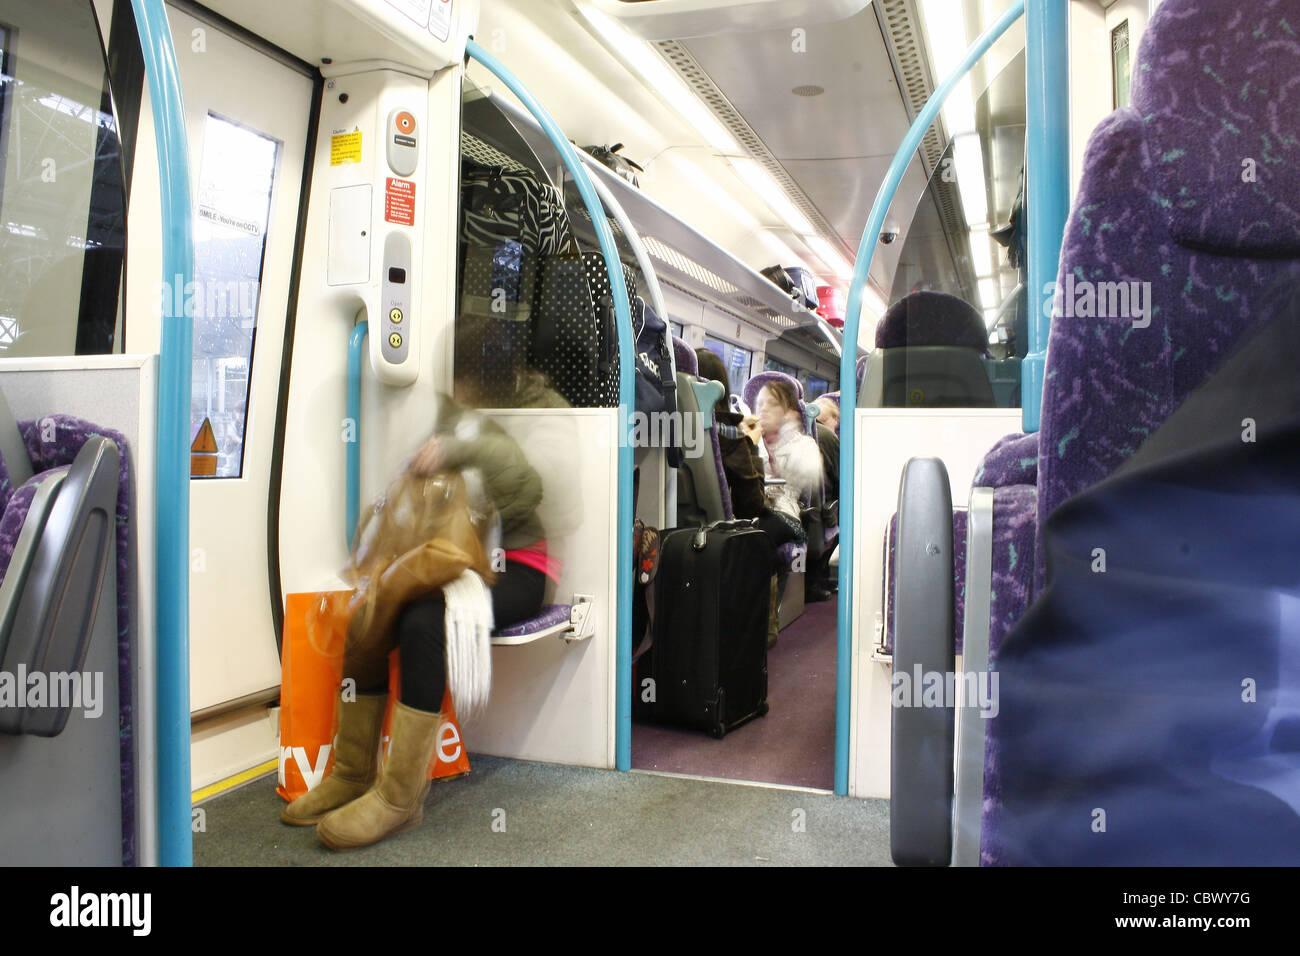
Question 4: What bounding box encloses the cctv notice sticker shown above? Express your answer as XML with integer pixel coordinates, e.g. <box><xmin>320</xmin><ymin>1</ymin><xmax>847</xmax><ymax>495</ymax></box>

<box><xmin>330</xmin><ymin>128</ymin><xmax>362</xmax><ymax>166</ymax></box>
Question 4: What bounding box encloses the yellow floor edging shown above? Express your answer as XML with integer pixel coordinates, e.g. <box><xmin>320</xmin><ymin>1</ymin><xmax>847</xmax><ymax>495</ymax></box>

<box><xmin>192</xmin><ymin>758</ymin><xmax>279</xmax><ymax>803</ymax></box>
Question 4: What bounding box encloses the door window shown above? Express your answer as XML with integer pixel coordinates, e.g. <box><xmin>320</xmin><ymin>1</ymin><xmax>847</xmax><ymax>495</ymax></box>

<box><xmin>189</xmin><ymin>112</ymin><xmax>279</xmax><ymax>478</ymax></box>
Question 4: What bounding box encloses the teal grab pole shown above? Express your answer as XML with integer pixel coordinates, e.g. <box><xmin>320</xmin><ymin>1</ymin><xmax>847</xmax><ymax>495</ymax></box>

<box><xmin>1021</xmin><ymin>0</ymin><xmax>1070</xmax><ymax>433</ymax></box>
<box><xmin>464</xmin><ymin>41</ymin><xmax>635</xmax><ymax>770</ymax></box>
<box><xmin>129</xmin><ymin>0</ymin><xmax>193</xmax><ymax>865</ymax></box>
<box><xmin>836</xmin><ymin>0</ymin><xmax>1026</xmax><ymax>796</ymax></box>
<box><xmin>347</xmin><ymin>322</ymin><xmax>368</xmax><ymax>548</ymax></box>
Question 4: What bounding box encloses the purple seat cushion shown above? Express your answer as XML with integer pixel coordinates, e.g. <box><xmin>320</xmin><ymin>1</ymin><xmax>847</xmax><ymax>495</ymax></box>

<box><xmin>974</xmin><ymin>433</ymin><xmax>1039</xmax><ymax>488</ymax></box>
<box><xmin>672</xmin><ymin>336</ymin><xmax>697</xmax><ymax>376</ymax></box>
<box><xmin>494</xmin><ymin>603</ymin><xmax>572</xmax><ymax>638</ymax></box>
<box><xmin>774</xmin><ymin>540</ymin><xmax>802</xmax><ymax>569</ymax></box>
<box><xmin>0</xmin><ymin>465</ymin><xmax>71</xmax><ymax>581</ymax></box>
<box><xmin>19</xmin><ymin>414</ymin><xmax>135</xmax><ymax>865</ymax></box>
<box><xmin>874</xmin><ymin>291</ymin><xmax>990</xmax><ymax>354</ymax></box>
<box><xmin>855</xmin><ymin>355</ymin><xmax>868</xmax><ymax>391</ymax></box>
<box><xmin>742</xmin><ymin>370</ymin><xmax>802</xmax><ymax>412</ymax></box>
<box><xmin>0</xmin><ymin>448</ymin><xmax>16</xmax><ymax>514</ymax></box>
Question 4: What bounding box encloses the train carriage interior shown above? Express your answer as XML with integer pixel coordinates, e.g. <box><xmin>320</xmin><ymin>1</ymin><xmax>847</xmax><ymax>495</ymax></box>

<box><xmin>1</xmin><ymin>0</ymin><xmax>1298</xmax><ymax>872</ymax></box>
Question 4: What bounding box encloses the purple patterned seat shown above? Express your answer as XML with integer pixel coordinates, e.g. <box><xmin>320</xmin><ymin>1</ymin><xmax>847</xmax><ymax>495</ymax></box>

<box><xmin>493</xmin><ymin>602</ymin><xmax>572</xmax><ymax>639</ymax></box>
<box><xmin>17</xmin><ymin>414</ymin><xmax>135</xmax><ymax>864</ymax></box>
<box><xmin>742</xmin><ymin>370</ymin><xmax>802</xmax><ymax>416</ymax></box>
<box><xmin>979</xmin><ymin>0</ymin><xmax>1300</xmax><ymax>866</ymax></box>
<box><xmin>672</xmin><ymin>335</ymin><xmax>696</xmax><ymax>377</ymax></box>
<box><xmin>0</xmin><ymin>466</ymin><xmax>71</xmax><ymax>581</ymax></box>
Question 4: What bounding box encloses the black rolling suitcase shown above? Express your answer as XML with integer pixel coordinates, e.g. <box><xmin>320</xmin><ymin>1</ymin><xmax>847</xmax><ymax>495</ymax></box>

<box><xmin>634</xmin><ymin>520</ymin><xmax>773</xmax><ymax>737</ymax></box>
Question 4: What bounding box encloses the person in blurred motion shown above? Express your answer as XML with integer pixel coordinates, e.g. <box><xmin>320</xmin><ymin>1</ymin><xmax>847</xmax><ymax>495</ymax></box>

<box><xmin>282</xmin><ymin>318</ymin><xmax>562</xmax><ymax>850</ymax></box>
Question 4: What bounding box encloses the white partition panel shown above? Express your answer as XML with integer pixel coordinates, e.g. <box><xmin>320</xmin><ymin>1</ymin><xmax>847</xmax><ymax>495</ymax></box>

<box><xmin>849</xmin><ymin>408</ymin><xmax>1022</xmax><ymax>800</ymax></box>
<box><xmin>0</xmin><ymin>354</ymin><xmax>158</xmax><ymax>865</ymax></box>
<box><xmin>463</xmin><ymin>409</ymin><xmax>618</xmax><ymax>770</ymax></box>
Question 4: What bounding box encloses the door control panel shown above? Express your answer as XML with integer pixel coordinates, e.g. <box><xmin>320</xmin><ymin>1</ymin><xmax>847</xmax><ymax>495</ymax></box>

<box><xmin>386</xmin><ymin>108</ymin><xmax>418</xmax><ymax>177</ymax></box>
<box><xmin>380</xmin><ymin>231</ymin><xmax>411</xmax><ymax>368</ymax></box>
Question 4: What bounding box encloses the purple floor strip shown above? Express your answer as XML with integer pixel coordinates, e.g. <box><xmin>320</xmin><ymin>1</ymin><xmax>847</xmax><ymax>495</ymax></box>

<box><xmin>631</xmin><ymin>596</ymin><xmax>839</xmax><ymax>789</ymax></box>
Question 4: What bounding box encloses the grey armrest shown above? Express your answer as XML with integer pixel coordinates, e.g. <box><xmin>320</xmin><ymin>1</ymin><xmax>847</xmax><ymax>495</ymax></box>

<box><xmin>0</xmin><ymin>436</ymin><xmax>120</xmax><ymax>737</ymax></box>
<box><xmin>952</xmin><ymin>487</ymin><xmax>994</xmax><ymax>866</ymax></box>
<box><xmin>890</xmin><ymin>457</ymin><xmax>955</xmax><ymax>866</ymax></box>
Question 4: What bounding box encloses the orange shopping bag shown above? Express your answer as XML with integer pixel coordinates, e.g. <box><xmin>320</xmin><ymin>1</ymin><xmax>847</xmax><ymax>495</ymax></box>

<box><xmin>277</xmin><ymin>591</ymin><xmax>471</xmax><ymax>802</ymax></box>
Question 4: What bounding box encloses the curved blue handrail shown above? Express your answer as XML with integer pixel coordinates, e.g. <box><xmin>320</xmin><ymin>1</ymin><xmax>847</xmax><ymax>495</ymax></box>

<box><xmin>346</xmin><ymin>322</ymin><xmax>367</xmax><ymax>547</ymax></box>
<box><xmin>836</xmin><ymin>0</ymin><xmax>1027</xmax><ymax>796</ymax></box>
<box><xmin>129</xmin><ymin>0</ymin><xmax>193</xmax><ymax>866</ymax></box>
<box><xmin>464</xmin><ymin>41</ymin><xmax>636</xmax><ymax>769</ymax></box>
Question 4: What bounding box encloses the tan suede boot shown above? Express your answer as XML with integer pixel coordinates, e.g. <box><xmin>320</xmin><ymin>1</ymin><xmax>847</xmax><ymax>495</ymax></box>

<box><xmin>316</xmin><ymin>701</ymin><xmax>442</xmax><ymax>850</ymax></box>
<box><xmin>280</xmin><ymin>692</ymin><xmax>387</xmax><ymax>826</ymax></box>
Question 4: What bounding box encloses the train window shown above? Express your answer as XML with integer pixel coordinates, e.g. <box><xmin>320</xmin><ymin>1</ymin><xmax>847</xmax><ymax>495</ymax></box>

<box><xmin>189</xmin><ymin>112</ymin><xmax>279</xmax><ymax>478</ymax></box>
<box><xmin>1112</xmin><ymin>21</ymin><xmax>1131</xmax><ymax>109</ymax></box>
<box><xmin>0</xmin><ymin>0</ymin><xmax>127</xmax><ymax>357</ymax></box>
<box><xmin>669</xmin><ymin>320</ymin><xmax>683</xmax><ymax>339</ymax></box>
<box><xmin>806</xmin><ymin>377</ymin><xmax>829</xmax><ymax>401</ymax></box>
<box><xmin>703</xmin><ymin>334</ymin><xmax>752</xmax><ymax>396</ymax></box>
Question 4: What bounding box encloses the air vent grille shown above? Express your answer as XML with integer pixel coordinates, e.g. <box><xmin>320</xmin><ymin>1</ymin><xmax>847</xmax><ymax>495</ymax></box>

<box><xmin>642</xmin><ymin>235</ymin><xmax>739</xmax><ymax>296</ymax></box>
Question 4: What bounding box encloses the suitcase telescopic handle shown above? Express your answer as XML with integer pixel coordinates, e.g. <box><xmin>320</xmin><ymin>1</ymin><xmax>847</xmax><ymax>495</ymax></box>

<box><xmin>691</xmin><ymin>518</ymin><xmax>759</xmax><ymax>551</ymax></box>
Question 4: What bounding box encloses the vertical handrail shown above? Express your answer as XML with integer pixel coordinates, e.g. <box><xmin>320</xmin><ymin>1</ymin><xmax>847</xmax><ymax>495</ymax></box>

<box><xmin>346</xmin><ymin>321</ymin><xmax>368</xmax><ymax>547</ymax></box>
<box><xmin>464</xmin><ymin>40</ymin><xmax>635</xmax><ymax>769</ymax></box>
<box><xmin>837</xmin><ymin>0</ymin><xmax>1027</xmax><ymax>796</ymax></box>
<box><xmin>1022</xmin><ymin>0</ymin><xmax>1070</xmax><ymax>433</ymax></box>
<box><xmin>129</xmin><ymin>0</ymin><xmax>193</xmax><ymax>866</ymax></box>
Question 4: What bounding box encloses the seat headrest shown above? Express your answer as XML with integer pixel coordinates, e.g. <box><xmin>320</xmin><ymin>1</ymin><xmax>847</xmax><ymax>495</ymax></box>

<box><xmin>875</xmin><ymin>291</ymin><xmax>989</xmax><ymax>353</ymax></box>
<box><xmin>855</xmin><ymin>355</ymin><xmax>868</xmax><ymax>389</ymax></box>
<box><xmin>1132</xmin><ymin>0</ymin><xmax>1300</xmax><ymax>256</ymax></box>
<box><xmin>672</xmin><ymin>336</ymin><xmax>697</xmax><ymax>376</ymax></box>
<box><xmin>743</xmin><ymin>371</ymin><xmax>802</xmax><ymax>412</ymax></box>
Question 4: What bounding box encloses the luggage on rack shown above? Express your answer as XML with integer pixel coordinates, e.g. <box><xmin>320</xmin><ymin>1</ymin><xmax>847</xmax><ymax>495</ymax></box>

<box><xmin>633</xmin><ymin>520</ymin><xmax>773</xmax><ymax>737</ymax></box>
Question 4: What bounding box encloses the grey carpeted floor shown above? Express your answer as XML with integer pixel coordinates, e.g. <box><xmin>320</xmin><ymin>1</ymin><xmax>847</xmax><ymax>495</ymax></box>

<box><xmin>194</xmin><ymin>753</ymin><xmax>891</xmax><ymax>866</ymax></box>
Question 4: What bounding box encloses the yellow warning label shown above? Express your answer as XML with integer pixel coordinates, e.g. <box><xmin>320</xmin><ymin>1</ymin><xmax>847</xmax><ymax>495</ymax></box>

<box><xmin>330</xmin><ymin>129</ymin><xmax>362</xmax><ymax>165</ymax></box>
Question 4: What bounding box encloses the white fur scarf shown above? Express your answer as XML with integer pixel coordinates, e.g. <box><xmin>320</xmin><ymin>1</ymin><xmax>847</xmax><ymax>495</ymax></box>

<box><xmin>443</xmin><ymin>569</ymin><xmax>494</xmax><ymax>720</ymax></box>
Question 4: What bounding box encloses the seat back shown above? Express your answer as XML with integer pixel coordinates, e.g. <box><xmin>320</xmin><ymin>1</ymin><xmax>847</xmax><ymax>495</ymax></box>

<box><xmin>1033</xmin><ymin>0</ymin><xmax>1300</xmax><ymax>589</ymax></box>
<box><xmin>860</xmin><ymin>292</ymin><xmax>995</xmax><ymax>408</ymax></box>
<box><xmin>672</xmin><ymin>337</ymin><xmax>729</xmax><ymax>525</ymax></box>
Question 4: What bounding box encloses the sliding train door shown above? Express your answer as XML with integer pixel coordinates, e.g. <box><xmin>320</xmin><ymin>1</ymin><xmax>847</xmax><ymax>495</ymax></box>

<box><xmin>161</xmin><ymin>4</ymin><xmax>313</xmax><ymax>727</ymax></box>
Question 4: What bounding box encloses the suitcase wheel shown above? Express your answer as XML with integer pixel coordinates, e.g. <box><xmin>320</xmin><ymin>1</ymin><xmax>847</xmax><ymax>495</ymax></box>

<box><xmin>758</xmin><ymin>702</ymin><xmax>769</xmax><ymax>718</ymax></box>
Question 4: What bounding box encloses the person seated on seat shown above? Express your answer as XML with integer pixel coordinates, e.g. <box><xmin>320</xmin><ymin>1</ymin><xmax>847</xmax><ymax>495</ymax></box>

<box><xmin>282</xmin><ymin>321</ymin><xmax>563</xmax><ymax>850</ymax></box>
<box><xmin>695</xmin><ymin>350</ymin><xmax>801</xmax><ymax>549</ymax></box>
<box><xmin>755</xmin><ymin>379</ymin><xmax>823</xmax><ymax>544</ymax></box>
<box><xmin>816</xmin><ymin>400</ymin><xmax>839</xmax><ymax>435</ymax></box>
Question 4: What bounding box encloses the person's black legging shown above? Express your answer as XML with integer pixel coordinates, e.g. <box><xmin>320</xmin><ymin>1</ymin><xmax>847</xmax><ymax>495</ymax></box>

<box><xmin>358</xmin><ymin>561</ymin><xmax>547</xmax><ymax>712</ymax></box>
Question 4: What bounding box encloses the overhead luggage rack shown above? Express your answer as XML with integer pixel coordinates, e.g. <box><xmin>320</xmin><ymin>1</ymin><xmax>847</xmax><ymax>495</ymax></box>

<box><xmin>472</xmin><ymin>89</ymin><xmax>812</xmax><ymax>338</ymax></box>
